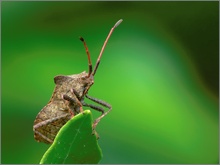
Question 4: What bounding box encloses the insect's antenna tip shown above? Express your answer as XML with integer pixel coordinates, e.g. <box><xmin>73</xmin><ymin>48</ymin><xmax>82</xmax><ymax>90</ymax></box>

<box><xmin>92</xmin><ymin>19</ymin><xmax>123</xmax><ymax>76</ymax></box>
<box><xmin>114</xmin><ymin>19</ymin><xmax>123</xmax><ymax>28</ymax></box>
<box><xmin>79</xmin><ymin>36</ymin><xmax>92</xmax><ymax>76</ymax></box>
<box><xmin>79</xmin><ymin>36</ymin><xmax>84</xmax><ymax>42</ymax></box>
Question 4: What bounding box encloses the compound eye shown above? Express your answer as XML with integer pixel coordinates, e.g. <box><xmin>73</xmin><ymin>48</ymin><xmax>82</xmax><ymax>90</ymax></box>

<box><xmin>81</xmin><ymin>75</ymin><xmax>87</xmax><ymax>80</ymax></box>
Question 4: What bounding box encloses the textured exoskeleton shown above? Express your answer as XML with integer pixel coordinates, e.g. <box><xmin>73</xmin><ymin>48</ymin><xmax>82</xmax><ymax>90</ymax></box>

<box><xmin>33</xmin><ymin>19</ymin><xmax>122</xmax><ymax>144</ymax></box>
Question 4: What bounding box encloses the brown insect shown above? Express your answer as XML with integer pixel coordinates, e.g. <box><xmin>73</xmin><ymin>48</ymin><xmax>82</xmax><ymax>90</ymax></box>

<box><xmin>33</xmin><ymin>19</ymin><xmax>123</xmax><ymax>144</ymax></box>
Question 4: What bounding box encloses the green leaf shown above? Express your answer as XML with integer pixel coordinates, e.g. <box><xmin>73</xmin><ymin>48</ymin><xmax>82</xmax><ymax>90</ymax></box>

<box><xmin>40</xmin><ymin>110</ymin><xmax>102</xmax><ymax>164</ymax></box>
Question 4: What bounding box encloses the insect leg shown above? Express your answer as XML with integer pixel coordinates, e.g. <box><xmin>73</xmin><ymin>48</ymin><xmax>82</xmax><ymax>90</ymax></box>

<box><xmin>34</xmin><ymin>114</ymin><xmax>69</xmax><ymax>129</ymax></box>
<box><xmin>82</xmin><ymin>102</ymin><xmax>105</xmax><ymax>114</ymax></box>
<box><xmin>85</xmin><ymin>94</ymin><xmax>112</xmax><ymax>129</ymax></box>
<box><xmin>85</xmin><ymin>94</ymin><xmax>112</xmax><ymax>109</ymax></box>
<box><xmin>62</xmin><ymin>94</ymin><xmax>83</xmax><ymax>113</ymax></box>
<box><xmin>80</xmin><ymin>101</ymin><xmax>102</xmax><ymax>139</ymax></box>
<box><xmin>34</xmin><ymin>130</ymin><xmax>53</xmax><ymax>144</ymax></box>
<box><xmin>71</xmin><ymin>88</ymin><xmax>80</xmax><ymax>100</ymax></box>
<box><xmin>33</xmin><ymin>114</ymin><xmax>69</xmax><ymax>144</ymax></box>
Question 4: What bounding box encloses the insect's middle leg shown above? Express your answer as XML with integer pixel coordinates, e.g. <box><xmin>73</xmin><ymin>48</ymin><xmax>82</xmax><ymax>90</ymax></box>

<box><xmin>82</xmin><ymin>102</ymin><xmax>105</xmax><ymax>114</ymax></box>
<box><xmin>85</xmin><ymin>94</ymin><xmax>112</xmax><ymax>129</ymax></box>
<box><xmin>86</xmin><ymin>94</ymin><xmax>112</xmax><ymax>109</ymax></box>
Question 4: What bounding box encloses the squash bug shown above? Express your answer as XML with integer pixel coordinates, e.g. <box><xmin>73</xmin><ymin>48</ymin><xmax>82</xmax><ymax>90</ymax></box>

<box><xmin>33</xmin><ymin>19</ymin><xmax>123</xmax><ymax>144</ymax></box>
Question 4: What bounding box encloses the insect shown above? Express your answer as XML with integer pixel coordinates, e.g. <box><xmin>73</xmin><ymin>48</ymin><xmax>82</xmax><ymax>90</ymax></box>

<box><xmin>33</xmin><ymin>19</ymin><xmax>123</xmax><ymax>144</ymax></box>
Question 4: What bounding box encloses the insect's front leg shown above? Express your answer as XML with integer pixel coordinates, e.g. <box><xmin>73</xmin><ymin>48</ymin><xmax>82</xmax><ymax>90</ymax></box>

<box><xmin>85</xmin><ymin>94</ymin><xmax>112</xmax><ymax>129</ymax></box>
<box><xmin>62</xmin><ymin>89</ymin><xmax>84</xmax><ymax>114</ymax></box>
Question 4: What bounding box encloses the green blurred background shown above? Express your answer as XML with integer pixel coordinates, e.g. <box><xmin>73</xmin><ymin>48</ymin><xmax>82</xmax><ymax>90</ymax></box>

<box><xmin>1</xmin><ymin>1</ymin><xmax>219</xmax><ymax>164</ymax></box>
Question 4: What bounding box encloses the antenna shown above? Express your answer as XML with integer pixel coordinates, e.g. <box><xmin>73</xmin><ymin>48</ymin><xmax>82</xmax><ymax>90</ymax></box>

<box><xmin>80</xmin><ymin>37</ymin><xmax>92</xmax><ymax>77</ymax></box>
<box><xmin>92</xmin><ymin>19</ymin><xmax>123</xmax><ymax>76</ymax></box>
